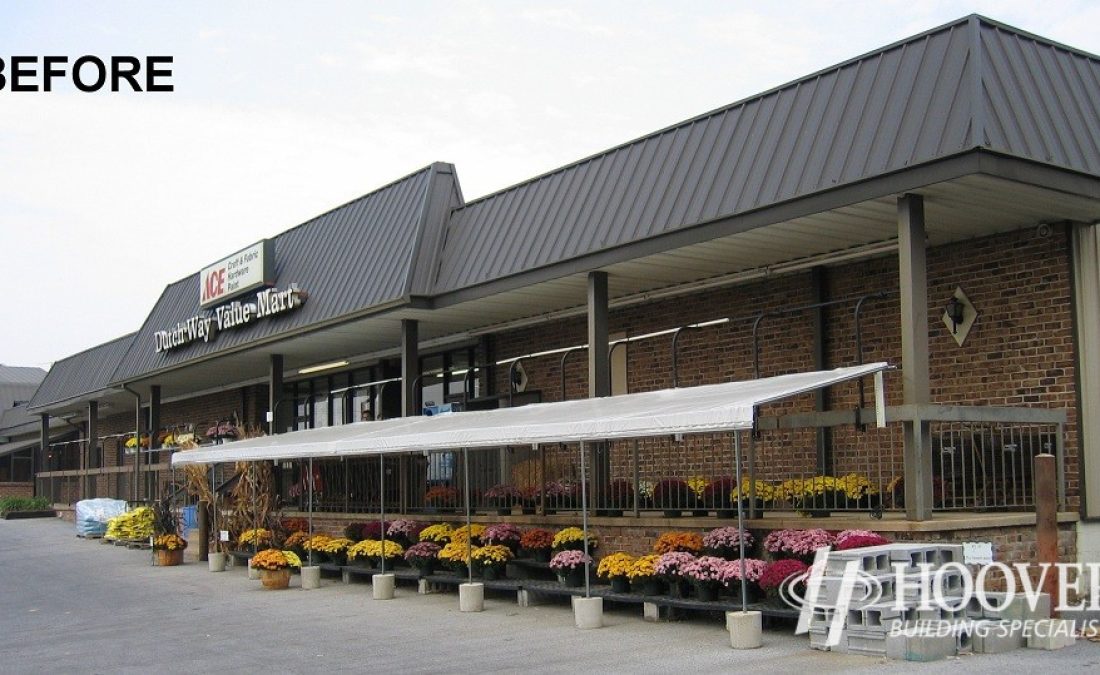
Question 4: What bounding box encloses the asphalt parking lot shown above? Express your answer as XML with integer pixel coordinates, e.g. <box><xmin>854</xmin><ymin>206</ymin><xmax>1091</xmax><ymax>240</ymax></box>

<box><xmin>2</xmin><ymin>518</ymin><xmax>1098</xmax><ymax>674</ymax></box>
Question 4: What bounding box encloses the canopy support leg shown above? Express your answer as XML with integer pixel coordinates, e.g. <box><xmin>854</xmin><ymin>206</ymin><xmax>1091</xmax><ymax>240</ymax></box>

<box><xmin>463</xmin><ymin>447</ymin><xmax>472</xmax><ymax>585</ymax></box>
<box><xmin>379</xmin><ymin>453</ymin><xmax>386</xmax><ymax>574</ymax></box>
<box><xmin>308</xmin><ymin>457</ymin><xmax>314</xmax><ymax>566</ymax></box>
<box><xmin>734</xmin><ymin>431</ymin><xmax>748</xmax><ymax>614</ymax></box>
<box><xmin>580</xmin><ymin>441</ymin><xmax>591</xmax><ymax>598</ymax></box>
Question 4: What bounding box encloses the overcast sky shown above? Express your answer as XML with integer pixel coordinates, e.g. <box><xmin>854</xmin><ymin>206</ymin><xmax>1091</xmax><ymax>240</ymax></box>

<box><xmin>2</xmin><ymin>1</ymin><xmax>1098</xmax><ymax>370</ymax></box>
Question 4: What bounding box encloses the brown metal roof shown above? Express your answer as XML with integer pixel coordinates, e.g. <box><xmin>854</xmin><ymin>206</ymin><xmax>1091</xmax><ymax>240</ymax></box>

<box><xmin>432</xmin><ymin>15</ymin><xmax>1100</xmax><ymax>299</ymax></box>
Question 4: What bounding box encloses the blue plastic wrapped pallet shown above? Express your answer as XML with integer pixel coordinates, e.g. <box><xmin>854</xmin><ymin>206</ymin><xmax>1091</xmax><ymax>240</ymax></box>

<box><xmin>181</xmin><ymin>505</ymin><xmax>197</xmax><ymax>534</ymax></box>
<box><xmin>75</xmin><ymin>498</ymin><xmax>128</xmax><ymax>536</ymax></box>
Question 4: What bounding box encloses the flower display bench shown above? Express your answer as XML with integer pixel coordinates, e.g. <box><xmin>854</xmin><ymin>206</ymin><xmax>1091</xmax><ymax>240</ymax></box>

<box><xmin>511</xmin><ymin>579</ymin><xmax>797</xmax><ymax>624</ymax></box>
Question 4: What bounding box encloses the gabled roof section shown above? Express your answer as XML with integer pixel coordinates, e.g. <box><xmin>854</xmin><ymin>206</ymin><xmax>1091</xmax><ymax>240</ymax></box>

<box><xmin>433</xmin><ymin>15</ymin><xmax>1100</xmax><ymax>297</ymax></box>
<box><xmin>112</xmin><ymin>163</ymin><xmax>461</xmax><ymax>382</ymax></box>
<box><xmin>0</xmin><ymin>365</ymin><xmax>46</xmax><ymax>386</ymax></box>
<box><xmin>27</xmin><ymin>333</ymin><xmax>135</xmax><ymax>412</ymax></box>
<box><xmin>0</xmin><ymin>365</ymin><xmax>45</xmax><ymax>412</ymax></box>
<box><xmin>977</xmin><ymin>18</ymin><xmax>1100</xmax><ymax>173</ymax></box>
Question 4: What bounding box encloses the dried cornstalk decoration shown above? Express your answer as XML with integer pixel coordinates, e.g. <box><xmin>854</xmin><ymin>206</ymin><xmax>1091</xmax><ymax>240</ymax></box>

<box><xmin>224</xmin><ymin>425</ymin><xmax>276</xmax><ymax>547</ymax></box>
<box><xmin>224</xmin><ymin>459</ymin><xmax>276</xmax><ymax>547</ymax></box>
<box><xmin>511</xmin><ymin>455</ymin><xmax>575</xmax><ymax>493</ymax></box>
<box><xmin>178</xmin><ymin>424</ymin><xmax>275</xmax><ymax>553</ymax></box>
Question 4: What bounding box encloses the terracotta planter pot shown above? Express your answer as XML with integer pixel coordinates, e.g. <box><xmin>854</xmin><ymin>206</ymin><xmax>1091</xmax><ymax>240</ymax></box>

<box><xmin>260</xmin><ymin>568</ymin><xmax>291</xmax><ymax>589</ymax></box>
<box><xmin>157</xmin><ymin>548</ymin><xmax>184</xmax><ymax>566</ymax></box>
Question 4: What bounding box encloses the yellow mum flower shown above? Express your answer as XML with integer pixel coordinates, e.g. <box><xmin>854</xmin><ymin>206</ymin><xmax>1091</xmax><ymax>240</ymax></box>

<box><xmin>597</xmin><ymin>552</ymin><xmax>636</xmax><ymax>578</ymax></box>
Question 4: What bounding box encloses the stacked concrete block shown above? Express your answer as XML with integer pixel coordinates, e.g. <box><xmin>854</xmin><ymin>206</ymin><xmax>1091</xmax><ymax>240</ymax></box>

<box><xmin>805</xmin><ymin>543</ymin><xmax>990</xmax><ymax>661</ymax></box>
<box><xmin>980</xmin><ymin>592</ymin><xmax>1052</xmax><ymax>621</ymax></box>
<box><xmin>1025</xmin><ymin>619</ymin><xmax>1077</xmax><ymax>650</ymax></box>
<box><xmin>970</xmin><ymin>620</ymin><xmax>1026</xmax><ymax>653</ymax></box>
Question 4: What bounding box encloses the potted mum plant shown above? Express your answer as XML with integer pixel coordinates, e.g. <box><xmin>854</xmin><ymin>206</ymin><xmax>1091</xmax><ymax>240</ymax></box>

<box><xmin>680</xmin><ymin>555</ymin><xmax>726</xmax><ymax>601</ymax></box>
<box><xmin>283</xmin><ymin>531</ymin><xmax>310</xmax><ymax>560</ymax></box>
<box><xmin>686</xmin><ymin>476</ymin><xmax>709</xmax><ymax>516</ymax></box>
<box><xmin>237</xmin><ymin>528</ymin><xmax>272</xmax><ymax>552</ymax></box>
<box><xmin>302</xmin><ymin>533</ymin><xmax>333</xmax><ymax>564</ymax></box>
<box><xmin>549</xmin><ymin>550</ymin><xmax>592</xmax><ymax>587</ymax></box>
<box><xmin>343</xmin><ymin>522</ymin><xmax>368</xmax><ymax>541</ymax></box>
<box><xmin>724</xmin><ymin>478</ymin><xmax>777</xmax><ymax>517</ymax></box>
<box><xmin>702</xmin><ymin>476</ymin><xmax>736</xmax><ymax>514</ymax></box>
<box><xmin>654</xmin><ymin>551</ymin><xmax>697</xmax><ymax>598</ymax></box>
<box><xmin>423</xmin><ymin>485</ymin><xmax>460</xmax><ymax>513</ymax></box>
<box><xmin>652</xmin><ymin>531</ymin><xmax>704</xmax><ymax>555</ymax></box>
<box><xmin>627</xmin><ymin>554</ymin><xmax>662</xmax><ymax>596</ymax></box>
<box><xmin>835</xmin><ymin>529</ymin><xmax>890</xmax><ymax>550</ymax></box>
<box><xmin>347</xmin><ymin>539</ymin><xmax>404</xmax><ymax>569</ymax></box>
<box><xmin>404</xmin><ymin>541</ymin><xmax>442</xmax><ymax>577</ymax></box>
<box><xmin>652</xmin><ymin>478</ymin><xmax>692</xmax><ymax>517</ymax></box>
<box><xmin>834</xmin><ymin>473</ymin><xmax>880</xmax><ymax>509</ymax></box>
<box><xmin>317</xmin><ymin>537</ymin><xmax>354</xmax><ymax>566</ymax></box>
<box><xmin>418</xmin><ymin>523</ymin><xmax>453</xmax><ymax>544</ymax></box>
<box><xmin>717</xmin><ymin>558</ymin><xmax>767</xmax><ymax>603</ymax></box>
<box><xmin>483</xmin><ymin>484</ymin><xmax>522</xmax><ymax>515</ymax></box>
<box><xmin>759</xmin><ymin>559</ymin><xmax>809</xmax><ymax>599</ymax></box>
<box><xmin>250</xmin><ymin>548</ymin><xmax>294</xmax><ymax>589</ymax></box>
<box><xmin>519</xmin><ymin>528</ymin><xmax>555</xmax><ymax>562</ymax></box>
<box><xmin>781</xmin><ymin>476</ymin><xmax>845</xmax><ymax>516</ymax></box>
<box><xmin>153</xmin><ymin>533</ymin><xmax>187</xmax><ymax>567</ymax></box>
<box><xmin>552</xmin><ymin>527</ymin><xmax>597</xmax><ymax>553</ymax></box>
<box><xmin>598</xmin><ymin>478</ymin><xmax>634</xmax><ymax>517</ymax></box>
<box><xmin>763</xmin><ymin>528</ymin><xmax>835</xmax><ymax>564</ymax></box>
<box><xmin>386</xmin><ymin>519</ymin><xmax>426</xmax><ymax>548</ymax></box>
<box><xmin>438</xmin><ymin>541</ymin><xmax>476</xmax><ymax>576</ymax></box>
<box><xmin>702</xmin><ymin>526</ymin><xmax>754</xmax><ymax>560</ymax></box>
<box><xmin>481</xmin><ymin>523</ymin><xmax>522</xmax><ymax>552</ymax></box>
<box><xmin>596</xmin><ymin>552</ymin><xmax>636</xmax><ymax>594</ymax></box>
<box><xmin>472</xmin><ymin>544</ymin><xmax>514</xmax><ymax>580</ymax></box>
<box><xmin>450</xmin><ymin>524</ymin><xmax>486</xmax><ymax>547</ymax></box>
<box><xmin>542</xmin><ymin>480</ymin><xmax>578</xmax><ymax>513</ymax></box>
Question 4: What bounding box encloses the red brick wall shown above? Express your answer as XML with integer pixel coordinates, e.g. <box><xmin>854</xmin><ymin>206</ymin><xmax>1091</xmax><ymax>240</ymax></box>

<box><xmin>487</xmin><ymin>226</ymin><xmax>1077</xmax><ymax>508</ymax></box>
<box><xmin>0</xmin><ymin>482</ymin><xmax>34</xmax><ymax>499</ymax></box>
<box><xmin>86</xmin><ymin>386</ymin><xmax>265</xmax><ymax>499</ymax></box>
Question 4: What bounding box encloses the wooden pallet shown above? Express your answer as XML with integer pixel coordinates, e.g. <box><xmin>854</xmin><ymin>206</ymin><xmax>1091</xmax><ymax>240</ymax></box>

<box><xmin>76</xmin><ymin>532</ymin><xmax>104</xmax><ymax>539</ymax></box>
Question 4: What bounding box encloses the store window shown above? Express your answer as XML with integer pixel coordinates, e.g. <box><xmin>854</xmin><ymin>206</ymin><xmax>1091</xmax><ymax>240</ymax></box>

<box><xmin>313</xmin><ymin>377</ymin><xmax>329</xmax><ymax>429</ymax></box>
<box><xmin>420</xmin><ymin>354</ymin><xmax>445</xmax><ymax>412</ymax></box>
<box><xmin>447</xmin><ymin>348</ymin><xmax>480</xmax><ymax>402</ymax></box>
<box><xmin>330</xmin><ymin>373</ymin><xmax>349</xmax><ymax>426</ymax></box>
<box><xmin>351</xmin><ymin>368</ymin><xmax>376</xmax><ymax>422</ymax></box>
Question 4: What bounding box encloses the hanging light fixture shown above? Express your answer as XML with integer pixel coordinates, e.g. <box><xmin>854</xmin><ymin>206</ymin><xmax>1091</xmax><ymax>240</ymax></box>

<box><xmin>945</xmin><ymin>296</ymin><xmax>966</xmax><ymax>334</ymax></box>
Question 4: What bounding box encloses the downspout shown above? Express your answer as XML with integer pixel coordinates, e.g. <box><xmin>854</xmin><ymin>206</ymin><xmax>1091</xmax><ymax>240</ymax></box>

<box><xmin>122</xmin><ymin>384</ymin><xmax>142</xmax><ymax>502</ymax></box>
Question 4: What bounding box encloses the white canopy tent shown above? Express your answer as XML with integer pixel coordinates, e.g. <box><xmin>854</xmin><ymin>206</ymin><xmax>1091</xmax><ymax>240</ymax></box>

<box><xmin>171</xmin><ymin>362</ymin><xmax>889</xmax><ymax>466</ymax></box>
<box><xmin>174</xmin><ymin>361</ymin><xmax>889</xmax><ymax>607</ymax></box>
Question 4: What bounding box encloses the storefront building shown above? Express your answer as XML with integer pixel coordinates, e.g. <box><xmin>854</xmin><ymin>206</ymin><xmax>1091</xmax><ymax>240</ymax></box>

<box><xmin>24</xmin><ymin>16</ymin><xmax>1100</xmax><ymax>566</ymax></box>
<box><xmin>0</xmin><ymin>365</ymin><xmax>50</xmax><ymax>498</ymax></box>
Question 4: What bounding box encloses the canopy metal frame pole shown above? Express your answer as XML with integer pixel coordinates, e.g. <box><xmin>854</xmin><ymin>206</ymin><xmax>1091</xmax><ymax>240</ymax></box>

<box><xmin>734</xmin><ymin>431</ymin><xmax>748</xmax><ymax>613</ymax></box>
<box><xmin>379</xmin><ymin>453</ymin><xmax>386</xmax><ymax>574</ymax></box>
<box><xmin>463</xmin><ymin>447</ymin><xmax>473</xmax><ymax>585</ymax></box>
<box><xmin>580</xmin><ymin>441</ymin><xmax>591</xmax><ymax>598</ymax></box>
<box><xmin>210</xmin><ymin>464</ymin><xmax>217</xmax><ymax>556</ymax></box>
<box><xmin>308</xmin><ymin>458</ymin><xmax>314</xmax><ymax>566</ymax></box>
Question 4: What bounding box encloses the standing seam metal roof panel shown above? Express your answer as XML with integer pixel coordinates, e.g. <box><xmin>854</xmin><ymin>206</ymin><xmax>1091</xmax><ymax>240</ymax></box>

<box><xmin>26</xmin><ymin>333</ymin><xmax>135</xmax><ymax>411</ymax></box>
<box><xmin>433</xmin><ymin>15</ymin><xmax>1100</xmax><ymax>295</ymax></box>
<box><xmin>111</xmin><ymin>164</ymin><xmax>459</xmax><ymax>383</ymax></box>
<box><xmin>980</xmin><ymin>22</ymin><xmax>1100</xmax><ymax>173</ymax></box>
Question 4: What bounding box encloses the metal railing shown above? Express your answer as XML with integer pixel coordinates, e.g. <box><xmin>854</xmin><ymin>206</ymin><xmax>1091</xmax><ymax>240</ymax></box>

<box><xmin>39</xmin><ymin>405</ymin><xmax>1066</xmax><ymax>517</ymax></box>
